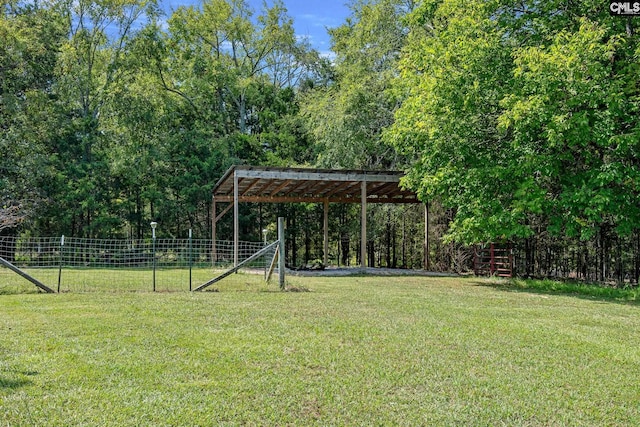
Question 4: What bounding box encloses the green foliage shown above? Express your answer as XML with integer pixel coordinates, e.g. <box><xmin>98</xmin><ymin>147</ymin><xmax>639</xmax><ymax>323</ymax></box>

<box><xmin>1</xmin><ymin>0</ymin><xmax>320</xmax><ymax>239</ymax></box>
<box><xmin>301</xmin><ymin>0</ymin><xmax>413</xmax><ymax>169</ymax></box>
<box><xmin>387</xmin><ymin>0</ymin><xmax>640</xmax><ymax>244</ymax></box>
<box><xmin>500</xmin><ymin>19</ymin><xmax>638</xmax><ymax>240</ymax></box>
<box><xmin>5</xmin><ymin>0</ymin><xmax>638</xmax><ymax>268</ymax></box>
<box><xmin>0</xmin><ymin>2</ymin><xmax>66</xmax><ymax>230</ymax></box>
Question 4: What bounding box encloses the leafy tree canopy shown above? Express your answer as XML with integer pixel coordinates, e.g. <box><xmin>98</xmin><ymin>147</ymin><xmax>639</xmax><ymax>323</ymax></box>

<box><xmin>386</xmin><ymin>0</ymin><xmax>640</xmax><ymax>244</ymax></box>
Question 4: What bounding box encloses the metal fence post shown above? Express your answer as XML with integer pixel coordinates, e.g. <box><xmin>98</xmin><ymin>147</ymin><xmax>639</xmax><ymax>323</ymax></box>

<box><xmin>151</xmin><ymin>222</ymin><xmax>157</xmax><ymax>292</ymax></box>
<box><xmin>189</xmin><ymin>229</ymin><xmax>193</xmax><ymax>291</ymax></box>
<box><xmin>57</xmin><ymin>235</ymin><xmax>64</xmax><ymax>293</ymax></box>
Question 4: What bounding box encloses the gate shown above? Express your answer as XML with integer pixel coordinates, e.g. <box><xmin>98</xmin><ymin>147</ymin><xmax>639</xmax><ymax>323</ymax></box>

<box><xmin>474</xmin><ymin>243</ymin><xmax>513</xmax><ymax>277</ymax></box>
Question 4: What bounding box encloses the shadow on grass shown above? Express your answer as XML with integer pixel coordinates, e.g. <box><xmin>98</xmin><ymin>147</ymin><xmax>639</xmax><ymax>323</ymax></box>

<box><xmin>0</xmin><ymin>370</ymin><xmax>37</xmax><ymax>390</ymax></box>
<box><xmin>0</xmin><ymin>287</ymin><xmax>42</xmax><ymax>296</ymax></box>
<box><xmin>474</xmin><ymin>278</ymin><xmax>640</xmax><ymax>305</ymax></box>
<box><xmin>0</xmin><ymin>377</ymin><xmax>33</xmax><ymax>389</ymax></box>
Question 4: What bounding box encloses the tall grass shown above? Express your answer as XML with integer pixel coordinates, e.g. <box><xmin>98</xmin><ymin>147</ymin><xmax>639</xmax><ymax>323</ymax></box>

<box><xmin>1</xmin><ymin>275</ymin><xmax>639</xmax><ymax>425</ymax></box>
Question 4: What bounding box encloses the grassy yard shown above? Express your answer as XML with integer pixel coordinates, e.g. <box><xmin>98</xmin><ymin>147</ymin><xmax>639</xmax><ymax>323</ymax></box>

<box><xmin>1</xmin><ymin>274</ymin><xmax>639</xmax><ymax>425</ymax></box>
<box><xmin>0</xmin><ymin>267</ymin><xmax>261</xmax><ymax>293</ymax></box>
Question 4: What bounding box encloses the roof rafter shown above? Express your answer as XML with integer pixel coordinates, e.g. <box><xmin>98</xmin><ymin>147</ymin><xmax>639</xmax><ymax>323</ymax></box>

<box><xmin>213</xmin><ymin>165</ymin><xmax>419</xmax><ymax>205</ymax></box>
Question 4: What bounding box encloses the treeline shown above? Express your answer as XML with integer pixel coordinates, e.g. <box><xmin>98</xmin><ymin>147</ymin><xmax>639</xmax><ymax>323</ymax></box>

<box><xmin>0</xmin><ymin>0</ymin><xmax>423</xmax><ymax>268</ymax></box>
<box><xmin>1</xmin><ymin>0</ymin><xmax>325</xmax><ymax>240</ymax></box>
<box><xmin>2</xmin><ymin>0</ymin><xmax>640</xmax><ymax>280</ymax></box>
<box><xmin>384</xmin><ymin>0</ymin><xmax>640</xmax><ymax>282</ymax></box>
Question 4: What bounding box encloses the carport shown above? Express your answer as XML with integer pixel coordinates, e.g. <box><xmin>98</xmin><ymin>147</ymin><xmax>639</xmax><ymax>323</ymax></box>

<box><xmin>211</xmin><ymin>165</ymin><xmax>428</xmax><ymax>269</ymax></box>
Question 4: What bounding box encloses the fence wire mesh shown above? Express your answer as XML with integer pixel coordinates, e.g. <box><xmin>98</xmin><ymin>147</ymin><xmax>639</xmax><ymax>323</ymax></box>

<box><xmin>0</xmin><ymin>236</ymin><xmax>274</xmax><ymax>293</ymax></box>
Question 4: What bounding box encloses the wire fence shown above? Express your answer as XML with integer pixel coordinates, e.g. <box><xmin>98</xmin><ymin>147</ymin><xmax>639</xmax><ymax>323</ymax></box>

<box><xmin>0</xmin><ymin>236</ymin><xmax>275</xmax><ymax>293</ymax></box>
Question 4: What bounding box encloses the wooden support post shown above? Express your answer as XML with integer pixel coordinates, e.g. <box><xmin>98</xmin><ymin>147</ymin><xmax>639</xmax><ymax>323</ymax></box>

<box><xmin>0</xmin><ymin>256</ymin><xmax>55</xmax><ymax>293</ymax></box>
<box><xmin>266</xmin><ymin>245</ymin><xmax>279</xmax><ymax>283</ymax></box>
<box><xmin>233</xmin><ymin>171</ymin><xmax>239</xmax><ymax>268</ymax></box>
<box><xmin>212</xmin><ymin>196</ymin><xmax>216</xmax><ymax>265</ymax></box>
<box><xmin>361</xmin><ymin>180</ymin><xmax>367</xmax><ymax>269</ymax></box>
<box><xmin>323</xmin><ymin>198</ymin><xmax>329</xmax><ymax>267</ymax></box>
<box><xmin>194</xmin><ymin>241</ymin><xmax>279</xmax><ymax>292</ymax></box>
<box><xmin>424</xmin><ymin>201</ymin><xmax>430</xmax><ymax>271</ymax></box>
<box><xmin>214</xmin><ymin>203</ymin><xmax>234</xmax><ymax>222</ymax></box>
<box><xmin>278</xmin><ymin>217</ymin><xmax>285</xmax><ymax>290</ymax></box>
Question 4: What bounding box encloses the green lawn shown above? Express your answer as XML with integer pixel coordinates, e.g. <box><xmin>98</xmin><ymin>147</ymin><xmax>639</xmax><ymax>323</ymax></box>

<box><xmin>1</xmin><ymin>275</ymin><xmax>639</xmax><ymax>425</ymax></box>
<box><xmin>0</xmin><ymin>267</ymin><xmax>270</xmax><ymax>293</ymax></box>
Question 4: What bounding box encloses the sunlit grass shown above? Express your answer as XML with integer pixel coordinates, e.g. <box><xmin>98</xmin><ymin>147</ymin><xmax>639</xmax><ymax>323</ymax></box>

<box><xmin>1</xmin><ymin>275</ymin><xmax>639</xmax><ymax>425</ymax></box>
<box><xmin>506</xmin><ymin>277</ymin><xmax>640</xmax><ymax>301</ymax></box>
<box><xmin>0</xmin><ymin>267</ymin><xmax>270</xmax><ymax>293</ymax></box>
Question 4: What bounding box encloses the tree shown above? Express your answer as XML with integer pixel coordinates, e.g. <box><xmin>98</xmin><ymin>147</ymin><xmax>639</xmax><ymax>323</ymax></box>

<box><xmin>0</xmin><ymin>1</ymin><xmax>66</xmax><ymax>235</ymax></box>
<box><xmin>163</xmin><ymin>0</ymin><xmax>318</xmax><ymax>135</ymax></box>
<box><xmin>125</xmin><ymin>0</ymin><xmax>322</xmax><ymax>237</ymax></box>
<box><xmin>52</xmin><ymin>0</ymin><xmax>159</xmax><ymax>237</ymax></box>
<box><xmin>301</xmin><ymin>0</ymin><xmax>415</xmax><ymax>169</ymax></box>
<box><xmin>386</xmin><ymin>0</ymin><xmax>640</xmax><ymax>248</ymax></box>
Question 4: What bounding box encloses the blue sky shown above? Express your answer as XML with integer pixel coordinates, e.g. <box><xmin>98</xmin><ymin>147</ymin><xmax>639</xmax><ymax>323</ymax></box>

<box><xmin>160</xmin><ymin>0</ymin><xmax>352</xmax><ymax>56</ymax></box>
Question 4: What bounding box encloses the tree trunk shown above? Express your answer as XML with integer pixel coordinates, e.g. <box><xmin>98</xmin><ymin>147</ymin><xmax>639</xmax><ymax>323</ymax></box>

<box><xmin>386</xmin><ymin>211</ymin><xmax>391</xmax><ymax>267</ymax></box>
<box><xmin>635</xmin><ymin>231</ymin><xmax>640</xmax><ymax>284</ymax></box>
<box><xmin>368</xmin><ymin>240</ymin><xmax>375</xmax><ymax>268</ymax></box>
<box><xmin>291</xmin><ymin>212</ymin><xmax>297</xmax><ymax>268</ymax></box>
<box><xmin>304</xmin><ymin>214</ymin><xmax>311</xmax><ymax>264</ymax></box>
<box><xmin>401</xmin><ymin>214</ymin><xmax>406</xmax><ymax>268</ymax></box>
<box><xmin>392</xmin><ymin>223</ymin><xmax>397</xmax><ymax>268</ymax></box>
<box><xmin>239</xmin><ymin>92</ymin><xmax>247</xmax><ymax>134</ymax></box>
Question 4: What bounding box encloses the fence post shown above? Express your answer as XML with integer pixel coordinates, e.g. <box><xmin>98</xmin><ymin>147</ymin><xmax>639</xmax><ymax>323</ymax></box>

<box><xmin>278</xmin><ymin>217</ymin><xmax>285</xmax><ymax>290</ymax></box>
<box><xmin>189</xmin><ymin>229</ymin><xmax>193</xmax><ymax>291</ymax></box>
<box><xmin>57</xmin><ymin>235</ymin><xmax>64</xmax><ymax>293</ymax></box>
<box><xmin>151</xmin><ymin>222</ymin><xmax>157</xmax><ymax>292</ymax></box>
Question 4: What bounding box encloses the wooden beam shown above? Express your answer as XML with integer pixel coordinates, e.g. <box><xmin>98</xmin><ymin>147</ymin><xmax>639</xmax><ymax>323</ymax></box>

<box><xmin>292</xmin><ymin>179</ymin><xmax>318</xmax><ymax>194</ymax></box>
<box><xmin>240</xmin><ymin>178</ymin><xmax>263</xmax><ymax>196</ymax></box>
<box><xmin>233</xmin><ymin>170</ymin><xmax>239</xmax><ymax>268</ymax></box>
<box><xmin>366</xmin><ymin>181</ymin><xmax>392</xmax><ymax>194</ymax></box>
<box><xmin>278</xmin><ymin>217</ymin><xmax>285</xmax><ymax>290</ymax></box>
<box><xmin>236</xmin><ymin>169</ymin><xmax>401</xmax><ymax>183</ymax></box>
<box><xmin>361</xmin><ymin>180</ymin><xmax>367</xmax><ymax>269</ymax></box>
<box><xmin>323</xmin><ymin>198</ymin><xmax>329</xmax><ymax>267</ymax></box>
<box><xmin>279</xmin><ymin>179</ymin><xmax>310</xmax><ymax>196</ymax></box>
<box><xmin>314</xmin><ymin>181</ymin><xmax>338</xmax><ymax>196</ymax></box>
<box><xmin>322</xmin><ymin>180</ymin><xmax>359</xmax><ymax>198</ymax></box>
<box><xmin>253</xmin><ymin>179</ymin><xmax>279</xmax><ymax>196</ymax></box>
<box><xmin>269</xmin><ymin>179</ymin><xmax>293</xmax><ymax>196</ymax></box>
<box><xmin>325</xmin><ymin>182</ymin><xmax>360</xmax><ymax>198</ymax></box>
<box><xmin>299</xmin><ymin>179</ymin><xmax>328</xmax><ymax>196</ymax></box>
<box><xmin>215</xmin><ymin>203</ymin><xmax>233</xmax><ymax>222</ymax></box>
<box><xmin>212</xmin><ymin>196</ymin><xmax>216</xmax><ymax>264</ymax></box>
<box><xmin>0</xmin><ymin>256</ymin><xmax>55</xmax><ymax>293</ymax></box>
<box><xmin>374</xmin><ymin>182</ymin><xmax>402</xmax><ymax>197</ymax></box>
<box><xmin>210</xmin><ymin>166</ymin><xmax>237</xmax><ymax>196</ymax></box>
<box><xmin>212</xmin><ymin>195</ymin><xmax>420</xmax><ymax>204</ymax></box>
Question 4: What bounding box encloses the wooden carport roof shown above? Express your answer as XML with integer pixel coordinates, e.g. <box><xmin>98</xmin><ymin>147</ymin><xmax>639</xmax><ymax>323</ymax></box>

<box><xmin>212</xmin><ymin>165</ymin><xmax>419</xmax><ymax>204</ymax></box>
<box><xmin>211</xmin><ymin>165</ymin><xmax>427</xmax><ymax>270</ymax></box>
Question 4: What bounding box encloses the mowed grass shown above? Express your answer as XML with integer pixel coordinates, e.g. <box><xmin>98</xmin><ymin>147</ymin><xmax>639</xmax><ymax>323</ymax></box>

<box><xmin>1</xmin><ymin>275</ymin><xmax>640</xmax><ymax>426</ymax></box>
<box><xmin>0</xmin><ymin>267</ymin><xmax>269</xmax><ymax>293</ymax></box>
